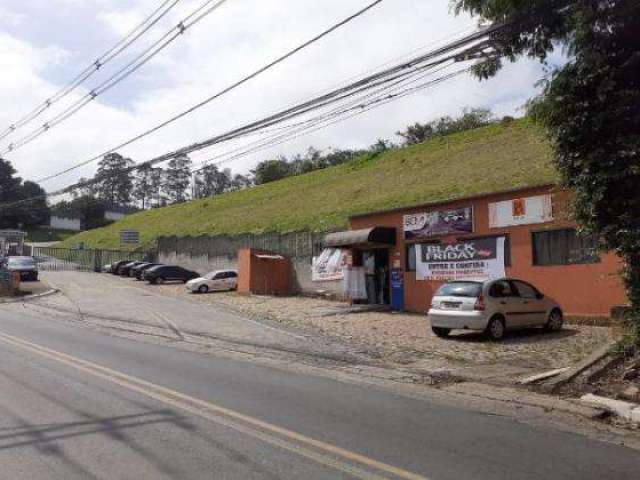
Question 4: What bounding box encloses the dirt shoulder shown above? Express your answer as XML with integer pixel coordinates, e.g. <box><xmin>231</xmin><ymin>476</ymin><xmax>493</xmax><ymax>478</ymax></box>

<box><xmin>151</xmin><ymin>283</ymin><xmax>614</xmax><ymax>385</ymax></box>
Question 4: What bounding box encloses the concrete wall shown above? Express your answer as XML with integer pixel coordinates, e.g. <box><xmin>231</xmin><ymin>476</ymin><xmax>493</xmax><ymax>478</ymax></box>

<box><xmin>49</xmin><ymin>216</ymin><xmax>81</xmax><ymax>231</ymax></box>
<box><xmin>157</xmin><ymin>232</ymin><xmax>346</xmax><ymax>297</ymax></box>
<box><xmin>157</xmin><ymin>252</ymin><xmax>237</xmax><ymax>276</ymax></box>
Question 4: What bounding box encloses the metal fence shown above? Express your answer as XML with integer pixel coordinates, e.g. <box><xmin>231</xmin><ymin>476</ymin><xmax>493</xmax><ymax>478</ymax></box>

<box><xmin>31</xmin><ymin>246</ymin><xmax>154</xmax><ymax>272</ymax></box>
<box><xmin>158</xmin><ymin>231</ymin><xmax>327</xmax><ymax>260</ymax></box>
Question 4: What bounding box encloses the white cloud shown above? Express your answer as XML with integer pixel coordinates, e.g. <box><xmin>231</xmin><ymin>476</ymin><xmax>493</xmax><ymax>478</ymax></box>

<box><xmin>0</xmin><ymin>0</ymin><xmax>555</xmax><ymax>195</ymax></box>
<box><xmin>0</xmin><ymin>6</ymin><xmax>25</xmax><ymax>27</ymax></box>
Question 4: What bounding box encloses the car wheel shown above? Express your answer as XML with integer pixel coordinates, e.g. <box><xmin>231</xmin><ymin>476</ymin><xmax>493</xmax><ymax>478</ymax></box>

<box><xmin>155</xmin><ymin>277</ymin><xmax>165</xmax><ymax>285</ymax></box>
<box><xmin>198</xmin><ymin>285</ymin><xmax>209</xmax><ymax>294</ymax></box>
<box><xmin>432</xmin><ymin>326</ymin><xmax>451</xmax><ymax>338</ymax></box>
<box><xmin>485</xmin><ymin>316</ymin><xmax>506</xmax><ymax>341</ymax></box>
<box><xmin>544</xmin><ymin>309</ymin><xmax>563</xmax><ymax>332</ymax></box>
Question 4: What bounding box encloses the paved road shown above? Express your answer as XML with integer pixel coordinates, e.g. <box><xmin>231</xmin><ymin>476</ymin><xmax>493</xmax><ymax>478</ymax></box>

<box><xmin>0</xmin><ymin>300</ymin><xmax>638</xmax><ymax>479</ymax></box>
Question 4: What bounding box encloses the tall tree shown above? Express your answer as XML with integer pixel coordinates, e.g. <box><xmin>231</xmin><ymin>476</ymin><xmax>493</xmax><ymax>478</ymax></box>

<box><xmin>453</xmin><ymin>0</ymin><xmax>640</xmax><ymax>339</ymax></box>
<box><xmin>133</xmin><ymin>164</ymin><xmax>159</xmax><ymax>209</ymax></box>
<box><xmin>162</xmin><ymin>154</ymin><xmax>192</xmax><ymax>204</ymax></box>
<box><xmin>194</xmin><ymin>164</ymin><xmax>233</xmax><ymax>198</ymax></box>
<box><xmin>95</xmin><ymin>153</ymin><xmax>134</xmax><ymax>206</ymax></box>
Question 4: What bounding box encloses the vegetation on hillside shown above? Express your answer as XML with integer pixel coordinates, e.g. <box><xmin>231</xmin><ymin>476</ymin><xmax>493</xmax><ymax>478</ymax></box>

<box><xmin>59</xmin><ymin>119</ymin><xmax>556</xmax><ymax>250</ymax></box>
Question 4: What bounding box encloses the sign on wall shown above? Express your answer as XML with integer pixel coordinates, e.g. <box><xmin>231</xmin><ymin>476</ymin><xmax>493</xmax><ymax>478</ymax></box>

<box><xmin>312</xmin><ymin>248</ymin><xmax>349</xmax><ymax>281</ymax></box>
<box><xmin>416</xmin><ymin>237</ymin><xmax>506</xmax><ymax>281</ymax></box>
<box><xmin>488</xmin><ymin>194</ymin><xmax>553</xmax><ymax>228</ymax></box>
<box><xmin>403</xmin><ymin>207</ymin><xmax>473</xmax><ymax>240</ymax></box>
<box><xmin>120</xmin><ymin>230</ymin><xmax>140</xmax><ymax>246</ymax></box>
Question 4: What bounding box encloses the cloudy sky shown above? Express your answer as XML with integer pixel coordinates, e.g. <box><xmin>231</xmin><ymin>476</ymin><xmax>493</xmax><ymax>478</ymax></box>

<box><xmin>0</xmin><ymin>0</ymin><xmax>563</xmax><ymax>194</ymax></box>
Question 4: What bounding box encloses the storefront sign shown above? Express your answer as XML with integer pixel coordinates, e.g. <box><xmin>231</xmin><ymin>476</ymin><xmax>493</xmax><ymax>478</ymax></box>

<box><xmin>312</xmin><ymin>248</ymin><xmax>349</xmax><ymax>281</ymax></box>
<box><xmin>403</xmin><ymin>207</ymin><xmax>473</xmax><ymax>240</ymax></box>
<box><xmin>416</xmin><ymin>237</ymin><xmax>506</xmax><ymax>281</ymax></box>
<box><xmin>489</xmin><ymin>195</ymin><xmax>553</xmax><ymax>228</ymax></box>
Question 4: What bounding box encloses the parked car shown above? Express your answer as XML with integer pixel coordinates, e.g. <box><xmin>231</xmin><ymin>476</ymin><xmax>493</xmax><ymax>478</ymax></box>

<box><xmin>186</xmin><ymin>270</ymin><xmax>238</xmax><ymax>293</ymax></box>
<box><xmin>427</xmin><ymin>278</ymin><xmax>563</xmax><ymax>341</ymax></box>
<box><xmin>132</xmin><ymin>263</ymin><xmax>163</xmax><ymax>280</ymax></box>
<box><xmin>7</xmin><ymin>256</ymin><xmax>38</xmax><ymax>281</ymax></box>
<box><xmin>110</xmin><ymin>260</ymin><xmax>131</xmax><ymax>275</ymax></box>
<box><xmin>145</xmin><ymin>265</ymin><xmax>199</xmax><ymax>284</ymax></box>
<box><xmin>118</xmin><ymin>261</ymin><xmax>145</xmax><ymax>276</ymax></box>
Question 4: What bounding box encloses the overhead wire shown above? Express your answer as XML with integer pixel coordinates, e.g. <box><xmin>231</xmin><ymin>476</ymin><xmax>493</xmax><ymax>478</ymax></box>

<box><xmin>26</xmin><ymin>0</ymin><xmax>387</xmax><ymax>184</ymax></box>
<box><xmin>0</xmin><ymin>0</ymin><xmax>183</xmax><ymax>144</ymax></box>
<box><xmin>1</xmin><ymin>0</ymin><xmax>231</xmax><ymax>156</ymax></box>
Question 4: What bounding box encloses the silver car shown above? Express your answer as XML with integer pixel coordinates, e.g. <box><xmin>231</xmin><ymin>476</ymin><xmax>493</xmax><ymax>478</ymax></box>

<box><xmin>427</xmin><ymin>278</ymin><xmax>563</xmax><ymax>340</ymax></box>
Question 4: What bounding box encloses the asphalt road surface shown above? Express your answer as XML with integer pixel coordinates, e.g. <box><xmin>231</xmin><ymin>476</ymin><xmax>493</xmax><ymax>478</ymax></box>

<box><xmin>0</xmin><ymin>302</ymin><xmax>638</xmax><ymax>479</ymax></box>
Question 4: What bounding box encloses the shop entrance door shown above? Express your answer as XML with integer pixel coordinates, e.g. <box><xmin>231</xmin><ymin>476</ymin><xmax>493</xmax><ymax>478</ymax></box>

<box><xmin>363</xmin><ymin>249</ymin><xmax>390</xmax><ymax>305</ymax></box>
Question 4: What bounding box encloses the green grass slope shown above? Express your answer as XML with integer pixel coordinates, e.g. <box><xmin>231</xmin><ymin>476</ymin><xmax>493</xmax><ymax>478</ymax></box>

<box><xmin>60</xmin><ymin>119</ymin><xmax>557</xmax><ymax>250</ymax></box>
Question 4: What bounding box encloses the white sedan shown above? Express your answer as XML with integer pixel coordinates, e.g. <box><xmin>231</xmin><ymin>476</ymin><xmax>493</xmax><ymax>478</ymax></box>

<box><xmin>186</xmin><ymin>270</ymin><xmax>238</xmax><ymax>293</ymax></box>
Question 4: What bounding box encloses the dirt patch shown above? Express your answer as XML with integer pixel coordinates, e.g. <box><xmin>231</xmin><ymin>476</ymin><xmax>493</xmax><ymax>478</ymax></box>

<box><xmin>148</xmin><ymin>284</ymin><xmax>614</xmax><ymax>382</ymax></box>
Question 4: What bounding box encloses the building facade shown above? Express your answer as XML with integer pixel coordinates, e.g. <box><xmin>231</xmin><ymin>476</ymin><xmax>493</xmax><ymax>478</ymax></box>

<box><xmin>325</xmin><ymin>184</ymin><xmax>625</xmax><ymax>319</ymax></box>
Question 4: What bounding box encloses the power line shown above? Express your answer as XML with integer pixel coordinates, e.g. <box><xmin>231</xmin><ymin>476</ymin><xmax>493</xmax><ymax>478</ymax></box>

<box><xmin>3</xmin><ymin>36</ymin><xmax>490</xmax><ymax>209</ymax></box>
<box><xmin>28</xmin><ymin>0</ymin><xmax>387</xmax><ymax>184</ymax></box>
<box><xmin>1</xmin><ymin>0</ymin><xmax>231</xmax><ymax>156</ymax></box>
<box><xmin>0</xmin><ymin>0</ymin><xmax>183</xmax><ymax>144</ymax></box>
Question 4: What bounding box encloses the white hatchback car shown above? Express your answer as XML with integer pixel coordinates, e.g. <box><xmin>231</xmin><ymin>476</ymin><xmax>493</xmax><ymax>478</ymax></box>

<box><xmin>427</xmin><ymin>278</ymin><xmax>563</xmax><ymax>340</ymax></box>
<box><xmin>186</xmin><ymin>269</ymin><xmax>238</xmax><ymax>294</ymax></box>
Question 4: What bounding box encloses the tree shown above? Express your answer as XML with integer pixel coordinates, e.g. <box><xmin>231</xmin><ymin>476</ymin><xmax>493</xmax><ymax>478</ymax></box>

<box><xmin>162</xmin><ymin>154</ymin><xmax>192</xmax><ymax>204</ymax></box>
<box><xmin>230</xmin><ymin>173</ymin><xmax>253</xmax><ymax>191</ymax></box>
<box><xmin>396</xmin><ymin>108</ymin><xmax>494</xmax><ymax>145</ymax></box>
<box><xmin>251</xmin><ymin>158</ymin><xmax>291</xmax><ymax>185</ymax></box>
<box><xmin>95</xmin><ymin>153</ymin><xmax>134</xmax><ymax>206</ymax></box>
<box><xmin>0</xmin><ymin>157</ymin><xmax>24</xmax><ymax>228</ymax></box>
<box><xmin>19</xmin><ymin>181</ymin><xmax>49</xmax><ymax>227</ymax></box>
<box><xmin>453</xmin><ymin>1</ymin><xmax>640</xmax><ymax>339</ymax></box>
<box><xmin>133</xmin><ymin>165</ymin><xmax>158</xmax><ymax>209</ymax></box>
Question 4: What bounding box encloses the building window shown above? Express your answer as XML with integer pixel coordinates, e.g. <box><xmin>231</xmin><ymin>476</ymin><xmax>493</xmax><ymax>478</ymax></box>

<box><xmin>532</xmin><ymin>228</ymin><xmax>600</xmax><ymax>266</ymax></box>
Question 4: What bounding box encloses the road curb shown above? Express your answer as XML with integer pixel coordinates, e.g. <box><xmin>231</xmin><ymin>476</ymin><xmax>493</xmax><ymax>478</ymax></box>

<box><xmin>0</xmin><ymin>288</ymin><xmax>59</xmax><ymax>305</ymax></box>
<box><xmin>580</xmin><ymin>394</ymin><xmax>640</xmax><ymax>423</ymax></box>
<box><xmin>442</xmin><ymin>382</ymin><xmax>607</xmax><ymax>420</ymax></box>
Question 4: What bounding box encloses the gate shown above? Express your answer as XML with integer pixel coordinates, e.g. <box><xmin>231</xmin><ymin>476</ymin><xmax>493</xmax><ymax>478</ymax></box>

<box><xmin>32</xmin><ymin>247</ymin><xmax>154</xmax><ymax>272</ymax></box>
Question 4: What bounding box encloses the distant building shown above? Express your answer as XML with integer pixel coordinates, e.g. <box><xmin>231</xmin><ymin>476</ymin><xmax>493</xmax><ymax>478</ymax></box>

<box><xmin>49</xmin><ymin>215</ymin><xmax>82</xmax><ymax>231</ymax></box>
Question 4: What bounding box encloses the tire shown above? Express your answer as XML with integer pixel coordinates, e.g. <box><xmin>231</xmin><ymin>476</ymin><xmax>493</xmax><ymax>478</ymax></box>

<box><xmin>432</xmin><ymin>326</ymin><xmax>451</xmax><ymax>338</ymax></box>
<box><xmin>485</xmin><ymin>316</ymin><xmax>506</xmax><ymax>341</ymax></box>
<box><xmin>544</xmin><ymin>309</ymin><xmax>563</xmax><ymax>332</ymax></box>
<box><xmin>154</xmin><ymin>276</ymin><xmax>165</xmax><ymax>285</ymax></box>
<box><xmin>198</xmin><ymin>285</ymin><xmax>209</xmax><ymax>294</ymax></box>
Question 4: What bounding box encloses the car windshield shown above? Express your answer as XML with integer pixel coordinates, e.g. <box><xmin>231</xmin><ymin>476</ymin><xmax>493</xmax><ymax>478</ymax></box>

<box><xmin>8</xmin><ymin>257</ymin><xmax>35</xmax><ymax>267</ymax></box>
<box><xmin>205</xmin><ymin>272</ymin><xmax>219</xmax><ymax>280</ymax></box>
<box><xmin>434</xmin><ymin>282</ymin><xmax>482</xmax><ymax>298</ymax></box>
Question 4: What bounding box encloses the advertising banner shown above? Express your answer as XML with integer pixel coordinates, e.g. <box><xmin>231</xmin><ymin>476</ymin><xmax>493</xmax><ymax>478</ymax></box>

<box><xmin>488</xmin><ymin>195</ymin><xmax>553</xmax><ymax>228</ymax></box>
<box><xmin>312</xmin><ymin>248</ymin><xmax>349</xmax><ymax>281</ymax></box>
<box><xmin>403</xmin><ymin>207</ymin><xmax>473</xmax><ymax>240</ymax></box>
<box><xmin>416</xmin><ymin>237</ymin><xmax>506</xmax><ymax>281</ymax></box>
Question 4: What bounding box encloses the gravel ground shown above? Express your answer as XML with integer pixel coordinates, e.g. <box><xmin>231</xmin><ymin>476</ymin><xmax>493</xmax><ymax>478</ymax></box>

<box><xmin>150</xmin><ymin>284</ymin><xmax>614</xmax><ymax>380</ymax></box>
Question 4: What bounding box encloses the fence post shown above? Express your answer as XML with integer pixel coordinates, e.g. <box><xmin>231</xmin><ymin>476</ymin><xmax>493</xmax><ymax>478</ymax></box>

<box><xmin>93</xmin><ymin>250</ymin><xmax>102</xmax><ymax>272</ymax></box>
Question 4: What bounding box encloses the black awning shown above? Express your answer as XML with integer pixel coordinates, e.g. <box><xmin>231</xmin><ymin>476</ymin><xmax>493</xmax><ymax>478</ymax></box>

<box><xmin>323</xmin><ymin>227</ymin><xmax>396</xmax><ymax>248</ymax></box>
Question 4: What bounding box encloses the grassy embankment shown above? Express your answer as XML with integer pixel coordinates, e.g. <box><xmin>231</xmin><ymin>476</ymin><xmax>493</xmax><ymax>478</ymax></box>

<box><xmin>60</xmin><ymin>119</ymin><xmax>557</xmax><ymax>250</ymax></box>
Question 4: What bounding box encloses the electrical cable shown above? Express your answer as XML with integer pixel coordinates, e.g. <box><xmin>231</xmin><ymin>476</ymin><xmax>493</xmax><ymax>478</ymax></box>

<box><xmin>0</xmin><ymin>0</ymin><xmax>183</xmax><ymax>143</ymax></box>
